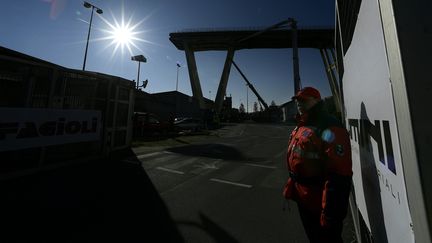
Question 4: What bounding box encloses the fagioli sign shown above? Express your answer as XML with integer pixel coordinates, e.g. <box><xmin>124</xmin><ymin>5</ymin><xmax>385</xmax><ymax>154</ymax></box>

<box><xmin>0</xmin><ymin>108</ymin><xmax>101</xmax><ymax>152</ymax></box>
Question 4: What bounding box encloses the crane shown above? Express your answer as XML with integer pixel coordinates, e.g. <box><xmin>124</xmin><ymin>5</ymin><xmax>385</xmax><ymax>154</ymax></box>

<box><xmin>238</xmin><ymin>18</ymin><xmax>301</xmax><ymax>95</ymax></box>
<box><xmin>230</xmin><ymin>59</ymin><xmax>269</xmax><ymax>110</ymax></box>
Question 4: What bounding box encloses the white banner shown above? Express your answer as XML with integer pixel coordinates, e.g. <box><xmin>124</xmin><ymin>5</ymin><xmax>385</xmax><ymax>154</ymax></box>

<box><xmin>0</xmin><ymin>108</ymin><xmax>101</xmax><ymax>152</ymax></box>
<box><xmin>342</xmin><ymin>0</ymin><xmax>414</xmax><ymax>242</ymax></box>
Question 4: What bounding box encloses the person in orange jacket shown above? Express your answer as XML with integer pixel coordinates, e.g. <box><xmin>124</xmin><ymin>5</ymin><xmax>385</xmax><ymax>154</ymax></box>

<box><xmin>283</xmin><ymin>87</ymin><xmax>352</xmax><ymax>243</ymax></box>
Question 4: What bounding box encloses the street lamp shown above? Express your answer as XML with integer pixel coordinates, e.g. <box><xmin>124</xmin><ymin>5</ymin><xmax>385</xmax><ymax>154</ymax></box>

<box><xmin>176</xmin><ymin>63</ymin><xmax>181</xmax><ymax>91</ymax></box>
<box><xmin>82</xmin><ymin>1</ymin><xmax>103</xmax><ymax>71</ymax></box>
<box><xmin>131</xmin><ymin>55</ymin><xmax>147</xmax><ymax>89</ymax></box>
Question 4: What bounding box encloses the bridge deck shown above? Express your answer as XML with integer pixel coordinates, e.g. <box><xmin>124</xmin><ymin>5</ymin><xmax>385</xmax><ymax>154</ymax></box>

<box><xmin>169</xmin><ymin>28</ymin><xmax>334</xmax><ymax>51</ymax></box>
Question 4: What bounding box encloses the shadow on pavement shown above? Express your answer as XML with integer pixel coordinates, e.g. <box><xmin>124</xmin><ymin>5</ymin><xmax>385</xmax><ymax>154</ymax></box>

<box><xmin>1</xmin><ymin>149</ymin><xmax>184</xmax><ymax>243</ymax></box>
<box><xmin>177</xmin><ymin>212</ymin><xmax>239</xmax><ymax>243</ymax></box>
<box><xmin>167</xmin><ymin>143</ymin><xmax>246</xmax><ymax>161</ymax></box>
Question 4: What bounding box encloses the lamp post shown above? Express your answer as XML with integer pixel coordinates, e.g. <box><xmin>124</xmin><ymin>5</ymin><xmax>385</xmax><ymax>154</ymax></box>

<box><xmin>176</xmin><ymin>63</ymin><xmax>181</xmax><ymax>91</ymax></box>
<box><xmin>131</xmin><ymin>55</ymin><xmax>147</xmax><ymax>89</ymax></box>
<box><xmin>82</xmin><ymin>1</ymin><xmax>103</xmax><ymax>71</ymax></box>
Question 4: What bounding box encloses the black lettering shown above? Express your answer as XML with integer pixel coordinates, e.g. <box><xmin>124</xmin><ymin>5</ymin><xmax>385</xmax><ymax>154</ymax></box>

<box><xmin>39</xmin><ymin>121</ymin><xmax>56</xmax><ymax>136</ymax></box>
<box><xmin>56</xmin><ymin>118</ymin><xmax>65</xmax><ymax>135</ymax></box>
<box><xmin>81</xmin><ymin>118</ymin><xmax>98</xmax><ymax>133</ymax></box>
<box><xmin>383</xmin><ymin>121</ymin><xmax>396</xmax><ymax>175</ymax></box>
<box><xmin>360</xmin><ymin>119</ymin><xmax>385</xmax><ymax>165</ymax></box>
<box><xmin>1</xmin><ymin>117</ymin><xmax>99</xmax><ymax>139</ymax></box>
<box><xmin>16</xmin><ymin>122</ymin><xmax>39</xmax><ymax>138</ymax></box>
<box><xmin>377</xmin><ymin>169</ymin><xmax>383</xmax><ymax>192</ymax></box>
<box><xmin>65</xmin><ymin>121</ymin><xmax>81</xmax><ymax>134</ymax></box>
<box><xmin>81</xmin><ymin>121</ymin><xmax>92</xmax><ymax>133</ymax></box>
<box><xmin>390</xmin><ymin>184</ymin><xmax>396</xmax><ymax>199</ymax></box>
<box><xmin>348</xmin><ymin>119</ymin><xmax>359</xmax><ymax>141</ymax></box>
<box><xmin>0</xmin><ymin>122</ymin><xmax>19</xmax><ymax>139</ymax></box>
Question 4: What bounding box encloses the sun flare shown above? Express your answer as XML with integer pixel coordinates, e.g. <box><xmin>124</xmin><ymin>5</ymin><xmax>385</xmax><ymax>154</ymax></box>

<box><xmin>96</xmin><ymin>8</ymin><xmax>153</xmax><ymax>58</ymax></box>
<box><xmin>112</xmin><ymin>25</ymin><xmax>133</xmax><ymax>45</ymax></box>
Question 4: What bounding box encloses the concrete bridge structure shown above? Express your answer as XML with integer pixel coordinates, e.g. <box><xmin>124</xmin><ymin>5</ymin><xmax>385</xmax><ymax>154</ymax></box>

<box><xmin>169</xmin><ymin>27</ymin><xmax>339</xmax><ymax>112</ymax></box>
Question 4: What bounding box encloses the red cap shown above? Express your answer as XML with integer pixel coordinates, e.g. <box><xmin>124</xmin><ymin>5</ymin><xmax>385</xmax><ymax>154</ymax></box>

<box><xmin>292</xmin><ymin>87</ymin><xmax>321</xmax><ymax>100</ymax></box>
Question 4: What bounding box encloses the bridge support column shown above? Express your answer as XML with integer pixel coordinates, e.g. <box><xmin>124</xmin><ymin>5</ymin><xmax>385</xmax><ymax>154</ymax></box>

<box><xmin>215</xmin><ymin>49</ymin><xmax>235</xmax><ymax>113</ymax></box>
<box><xmin>184</xmin><ymin>43</ymin><xmax>205</xmax><ymax>109</ymax></box>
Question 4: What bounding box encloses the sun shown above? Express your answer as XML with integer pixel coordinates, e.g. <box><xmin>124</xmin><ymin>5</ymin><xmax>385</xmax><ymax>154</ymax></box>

<box><xmin>112</xmin><ymin>25</ymin><xmax>133</xmax><ymax>45</ymax></box>
<box><xmin>96</xmin><ymin>8</ymin><xmax>154</xmax><ymax>58</ymax></box>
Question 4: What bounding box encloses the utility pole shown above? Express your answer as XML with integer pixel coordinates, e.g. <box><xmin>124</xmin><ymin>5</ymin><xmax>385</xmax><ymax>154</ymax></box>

<box><xmin>176</xmin><ymin>63</ymin><xmax>181</xmax><ymax>91</ymax></box>
<box><xmin>290</xmin><ymin>18</ymin><xmax>301</xmax><ymax>94</ymax></box>
<box><xmin>246</xmin><ymin>84</ymin><xmax>249</xmax><ymax>113</ymax></box>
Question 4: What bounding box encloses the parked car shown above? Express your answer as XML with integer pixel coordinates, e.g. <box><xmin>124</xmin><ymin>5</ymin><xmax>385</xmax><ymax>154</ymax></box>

<box><xmin>173</xmin><ymin>117</ymin><xmax>204</xmax><ymax>133</ymax></box>
<box><xmin>133</xmin><ymin>112</ymin><xmax>173</xmax><ymax>137</ymax></box>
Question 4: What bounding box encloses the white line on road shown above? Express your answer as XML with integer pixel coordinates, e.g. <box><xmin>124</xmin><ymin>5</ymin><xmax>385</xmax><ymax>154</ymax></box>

<box><xmin>137</xmin><ymin>151</ymin><xmax>164</xmax><ymax>159</ymax></box>
<box><xmin>193</xmin><ymin>159</ymin><xmax>221</xmax><ymax>170</ymax></box>
<box><xmin>136</xmin><ymin>151</ymin><xmax>176</xmax><ymax>160</ymax></box>
<box><xmin>166</xmin><ymin>157</ymin><xmax>199</xmax><ymax>170</ymax></box>
<box><xmin>155</xmin><ymin>167</ymin><xmax>185</xmax><ymax>174</ymax></box>
<box><xmin>163</xmin><ymin>151</ymin><xmax>175</xmax><ymax>155</ymax></box>
<box><xmin>243</xmin><ymin>162</ymin><xmax>276</xmax><ymax>169</ymax></box>
<box><xmin>210</xmin><ymin>178</ymin><xmax>252</xmax><ymax>188</ymax></box>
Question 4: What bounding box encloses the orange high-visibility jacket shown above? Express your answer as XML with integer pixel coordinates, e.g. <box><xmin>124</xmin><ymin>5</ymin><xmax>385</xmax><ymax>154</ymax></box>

<box><xmin>283</xmin><ymin>102</ymin><xmax>353</xmax><ymax>225</ymax></box>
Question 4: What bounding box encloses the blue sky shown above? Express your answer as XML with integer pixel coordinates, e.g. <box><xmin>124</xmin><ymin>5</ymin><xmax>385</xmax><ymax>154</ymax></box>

<box><xmin>0</xmin><ymin>0</ymin><xmax>335</xmax><ymax>111</ymax></box>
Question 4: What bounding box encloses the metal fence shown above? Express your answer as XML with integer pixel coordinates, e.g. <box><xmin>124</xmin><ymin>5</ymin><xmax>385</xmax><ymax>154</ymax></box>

<box><xmin>0</xmin><ymin>47</ymin><xmax>135</xmax><ymax>177</ymax></box>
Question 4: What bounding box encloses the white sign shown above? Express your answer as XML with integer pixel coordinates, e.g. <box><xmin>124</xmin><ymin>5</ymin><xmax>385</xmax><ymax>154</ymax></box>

<box><xmin>342</xmin><ymin>0</ymin><xmax>414</xmax><ymax>242</ymax></box>
<box><xmin>0</xmin><ymin>108</ymin><xmax>101</xmax><ymax>152</ymax></box>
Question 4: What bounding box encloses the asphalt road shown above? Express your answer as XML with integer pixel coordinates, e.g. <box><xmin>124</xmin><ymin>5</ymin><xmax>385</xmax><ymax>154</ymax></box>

<box><xmin>132</xmin><ymin>123</ymin><xmax>355</xmax><ymax>243</ymax></box>
<box><xmin>1</xmin><ymin>122</ymin><xmax>355</xmax><ymax>243</ymax></box>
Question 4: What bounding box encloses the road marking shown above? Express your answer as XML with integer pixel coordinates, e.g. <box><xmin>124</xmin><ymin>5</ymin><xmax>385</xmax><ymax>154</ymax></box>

<box><xmin>193</xmin><ymin>159</ymin><xmax>221</xmax><ymax>170</ymax></box>
<box><xmin>136</xmin><ymin>151</ymin><xmax>175</xmax><ymax>160</ymax></box>
<box><xmin>243</xmin><ymin>162</ymin><xmax>276</xmax><ymax>169</ymax></box>
<box><xmin>210</xmin><ymin>178</ymin><xmax>252</xmax><ymax>188</ymax></box>
<box><xmin>166</xmin><ymin>157</ymin><xmax>199</xmax><ymax>170</ymax></box>
<box><xmin>136</xmin><ymin>151</ymin><xmax>164</xmax><ymax>159</ymax></box>
<box><xmin>155</xmin><ymin>167</ymin><xmax>185</xmax><ymax>175</ymax></box>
